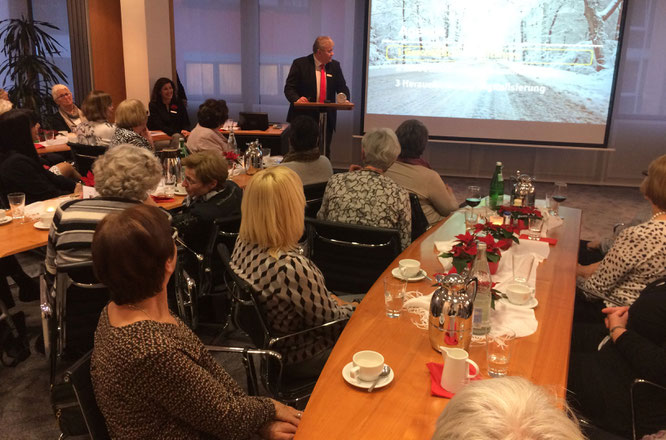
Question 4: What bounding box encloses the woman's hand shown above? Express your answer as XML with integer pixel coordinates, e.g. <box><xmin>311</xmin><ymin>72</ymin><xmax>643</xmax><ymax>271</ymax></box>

<box><xmin>576</xmin><ymin>262</ymin><xmax>600</xmax><ymax>279</ymax></box>
<box><xmin>272</xmin><ymin>400</ymin><xmax>301</xmax><ymax>426</ymax></box>
<box><xmin>602</xmin><ymin>306</ymin><xmax>629</xmax><ymax>341</ymax></box>
<box><xmin>180</xmin><ymin>129</ymin><xmax>190</xmax><ymax>138</ymax></box>
<box><xmin>259</xmin><ymin>421</ymin><xmax>297</xmax><ymax>440</ymax></box>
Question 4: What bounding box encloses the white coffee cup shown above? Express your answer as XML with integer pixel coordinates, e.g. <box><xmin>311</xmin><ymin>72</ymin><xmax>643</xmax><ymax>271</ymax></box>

<box><xmin>440</xmin><ymin>347</ymin><xmax>478</xmax><ymax>394</ymax></box>
<box><xmin>40</xmin><ymin>209</ymin><xmax>56</xmax><ymax>226</ymax></box>
<box><xmin>349</xmin><ymin>350</ymin><xmax>384</xmax><ymax>382</ymax></box>
<box><xmin>506</xmin><ymin>283</ymin><xmax>532</xmax><ymax>305</ymax></box>
<box><xmin>398</xmin><ymin>259</ymin><xmax>421</xmax><ymax>278</ymax></box>
<box><xmin>0</xmin><ymin>209</ymin><xmax>5</xmax><ymax>220</ymax></box>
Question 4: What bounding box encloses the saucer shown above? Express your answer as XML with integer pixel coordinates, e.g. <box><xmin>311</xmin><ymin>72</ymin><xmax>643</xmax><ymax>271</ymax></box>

<box><xmin>391</xmin><ymin>267</ymin><xmax>427</xmax><ymax>282</ymax></box>
<box><xmin>0</xmin><ymin>217</ymin><xmax>12</xmax><ymax>226</ymax></box>
<box><xmin>174</xmin><ymin>187</ymin><xmax>187</xmax><ymax>196</ymax></box>
<box><xmin>342</xmin><ymin>362</ymin><xmax>394</xmax><ymax>390</ymax></box>
<box><xmin>499</xmin><ymin>297</ymin><xmax>538</xmax><ymax>309</ymax></box>
<box><xmin>33</xmin><ymin>221</ymin><xmax>51</xmax><ymax>230</ymax></box>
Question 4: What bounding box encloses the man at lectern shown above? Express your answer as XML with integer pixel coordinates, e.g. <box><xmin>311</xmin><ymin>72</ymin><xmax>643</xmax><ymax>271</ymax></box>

<box><xmin>284</xmin><ymin>36</ymin><xmax>350</xmax><ymax>155</ymax></box>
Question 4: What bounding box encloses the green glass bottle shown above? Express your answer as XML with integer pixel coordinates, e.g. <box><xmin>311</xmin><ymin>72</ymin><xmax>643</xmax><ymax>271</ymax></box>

<box><xmin>179</xmin><ymin>138</ymin><xmax>188</xmax><ymax>158</ymax></box>
<box><xmin>489</xmin><ymin>161</ymin><xmax>503</xmax><ymax>210</ymax></box>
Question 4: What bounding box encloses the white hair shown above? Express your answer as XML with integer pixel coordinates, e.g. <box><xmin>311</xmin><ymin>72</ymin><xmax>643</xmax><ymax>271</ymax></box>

<box><xmin>432</xmin><ymin>376</ymin><xmax>585</xmax><ymax>440</ymax></box>
<box><xmin>361</xmin><ymin>127</ymin><xmax>400</xmax><ymax>171</ymax></box>
<box><xmin>92</xmin><ymin>144</ymin><xmax>162</xmax><ymax>201</ymax></box>
<box><xmin>51</xmin><ymin>84</ymin><xmax>69</xmax><ymax>100</ymax></box>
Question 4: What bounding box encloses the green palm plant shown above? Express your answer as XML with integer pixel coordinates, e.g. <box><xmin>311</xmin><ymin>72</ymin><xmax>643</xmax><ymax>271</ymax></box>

<box><xmin>0</xmin><ymin>16</ymin><xmax>67</xmax><ymax>119</ymax></box>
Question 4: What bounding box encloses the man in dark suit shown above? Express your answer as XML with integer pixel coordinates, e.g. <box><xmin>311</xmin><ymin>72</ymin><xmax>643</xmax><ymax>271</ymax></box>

<box><xmin>284</xmin><ymin>36</ymin><xmax>350</xmax><ymax>157</ymax></box>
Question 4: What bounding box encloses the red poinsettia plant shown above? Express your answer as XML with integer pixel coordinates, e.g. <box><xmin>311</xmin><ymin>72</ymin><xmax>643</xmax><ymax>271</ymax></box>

<box><xmin>498</xmin><ymin>205</ymin><xmax>542</xmax><ymax>219</ymax></box>
<box><xmin>439</xmin><ymin>232</ymin><xmax>511</xmax><ymax>274</ymax></box>
<box><xmin>80</xmin><ymin>171</ymin><xmax>95</xmax><ymax>187</ymax></box>
<box><xmin>223</xmin><ymin>150</ymin><xmax>242</xmax><ymax>167</ymax></box>
<box><xmin>473</xmin><ymin>223</ymin><xmax>520</xmax><ymax>249</ymax></box>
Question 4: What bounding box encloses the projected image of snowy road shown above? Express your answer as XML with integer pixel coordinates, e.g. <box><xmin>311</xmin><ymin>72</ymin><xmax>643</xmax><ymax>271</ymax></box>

<box><xmin>367</xmin><ymin>60</ymin><xmax>611</xmax><ymax>124</ymax></box>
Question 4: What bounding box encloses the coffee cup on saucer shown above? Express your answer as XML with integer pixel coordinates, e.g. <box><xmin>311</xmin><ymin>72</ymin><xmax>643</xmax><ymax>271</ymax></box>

<box><xmin>40</xmin><ymin>207</ymin><xmax>56</xmax><ymax>227</ymax></box>
<box><xmin>0</xmin><ymin>209</ymin><xmax>6</xmax><ymax>220</ymax></box>
<box><xmin>505</xmin><ymin>283</ymin><xmax>532</xmax><ymax>305</ymax></box>
<box><xmin>398</xmin><ymin>259</ymin><xmax>421</xmax><ymax>278</ymax></box>
<box><xmin>349</xmin><ymin>350</ymin><xmax>384</xmax><ymax>382</ymax></box>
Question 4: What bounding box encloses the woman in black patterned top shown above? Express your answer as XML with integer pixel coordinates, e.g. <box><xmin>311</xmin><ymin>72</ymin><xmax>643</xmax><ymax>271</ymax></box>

<box><xmin>91</xmin><ymin>204</ymin><xmax>300</xmax><ymax>439</ymax></box>
<box><xmin>230</xmin><ymin>167</ymin><xmax>355</xmax><ymax>378</ymax></box>
<box><xmin>110</xmin><ymin>99</ymin><xmax>154</xmax><ymax>151</ymax></box>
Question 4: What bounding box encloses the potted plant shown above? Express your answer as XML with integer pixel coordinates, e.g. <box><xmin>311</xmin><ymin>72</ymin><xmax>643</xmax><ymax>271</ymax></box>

<box><xmin>439</xmin><ymin>232</ymin><xmax>511</xmax><ymax>275</ymax></box>
<box><xmin>0</xmin><ymin>16</ymin><xmax>67</xmax><ymax>119</ymax></box>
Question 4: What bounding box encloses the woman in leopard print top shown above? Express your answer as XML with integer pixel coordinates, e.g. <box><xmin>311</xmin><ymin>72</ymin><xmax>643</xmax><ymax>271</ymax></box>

<box><xmin>577</xmin><ymin>154</ymin><xmax>666</xmax><ymax>306</ymax></box>
<box><xmin>90</xmin><ymin>205</ymin><xmax>300</xmax><ymax>439</ymax></box>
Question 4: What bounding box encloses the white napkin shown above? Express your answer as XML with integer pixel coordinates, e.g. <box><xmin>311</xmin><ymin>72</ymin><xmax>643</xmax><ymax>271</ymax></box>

<box><xmin>490</xmin><ymin>300</ymin><xmax>538</xmax><ymax>337</ymax></box>
<box><xmin>534</xmin><ymin>200</ymin><xmax>563</xmax><ymax>234</ymax></box>
<box><xmin>434</xmin><ymin>239</ymin><xmax>456</xmax><ymax>271</ymax></box>
<box><xmin>493</xmin><ymin>241</ymin><xmax>549</xmax><ymax>293</ymax></box>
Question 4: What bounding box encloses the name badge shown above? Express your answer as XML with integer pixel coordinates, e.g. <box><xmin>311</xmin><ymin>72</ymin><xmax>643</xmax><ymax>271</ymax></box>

<box><xmin>326</xmin><ymin>74</ymin><xmax>333</xmax><ymax>78</ymax></box>
<box><xmin>170</xmin><ymin>110</ymin><xmax>178</xmax><ymax>114</ymax></box>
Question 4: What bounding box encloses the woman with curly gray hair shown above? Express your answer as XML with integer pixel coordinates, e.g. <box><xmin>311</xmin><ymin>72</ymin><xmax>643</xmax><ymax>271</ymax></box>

<box><xmin>45</xmin><ymin>144</ymin><xmax>163</xmax><ymax>275</ymax></box>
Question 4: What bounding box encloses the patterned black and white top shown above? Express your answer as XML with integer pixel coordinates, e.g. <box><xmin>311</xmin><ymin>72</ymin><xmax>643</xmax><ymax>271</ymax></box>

<box><xmin>75</xmin><ymin>121</ymin><xmax>116</xmax><ymax>147</ymax></box>
<box><xmin>91</xmin><ymin>306</ymin><xmax>274</xmax><ymax>439</ymax></box>
<box><xmin>317</xmin><ymin>169</ymin><xmax>412</xmax><ymax>250</ymax></box>
<box><xmin>580</xmin><ymin>220</ymin><xmax>666</xmax><ymax>306</ymax></box>
<box><xmin>230</xmin><ymin>239</ymin><xmax>355</xmax><ymax>364</ymax></box>
<box><xmin>110</xmin><ymin>127</ymin><xmax>152</xmax><ymax>150</ymax></box>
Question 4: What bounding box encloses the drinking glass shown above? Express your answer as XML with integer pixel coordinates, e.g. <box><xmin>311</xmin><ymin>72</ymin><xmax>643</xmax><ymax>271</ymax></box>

<box><xmin>465</xmin><ymin>185</ymin><xmax>481</xmax><ymax>208</ymax></box>
<box><xmin>551</xmin><ymin>182</ymin><xmax>567</xmax><ymax>215</ymax></box>
<box><xmin>7</xmin><ymin>192</ymin><xmax>25</xmax><ymax>222</ymax></box>
<box><xmin>528</xmin><ymin>217</ymin><xmax>543</xmax><ymax>240</ymax></box>
<box><xmin>486</xmin><ymin>326</ymin><xmax>516</xmax><ymax>377</ymax></box>
<box><xmin>384</xmin><ymin>276</ymin><xmax>406</xmax><ymax>318</ymax></box>
<box><xmin>464</xmin><ymin>209</ymin><xmax>478</xmax><ymax>232</ymax></box>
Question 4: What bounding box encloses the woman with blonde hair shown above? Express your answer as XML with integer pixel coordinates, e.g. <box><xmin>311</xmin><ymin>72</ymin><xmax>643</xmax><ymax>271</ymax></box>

<box><xmin>230</xmin><ymin>166</ymin><xmax>355</xmax><ymax>378</ymax></box>
<box><xmin>75</xmin><ymin>90</ymin><xmax>116</xmax><ymax>146</ymax></box>
<box><xmin>110</xmin><ymin>99</ymin><xmax>154</xmax><ymax>150</ymax></box>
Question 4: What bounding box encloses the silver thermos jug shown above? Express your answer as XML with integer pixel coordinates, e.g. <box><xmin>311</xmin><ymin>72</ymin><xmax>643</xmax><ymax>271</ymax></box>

<box><xmin>429</xmin><ymin>273</ymin><xmax>478</xmax><ymax>352</ymax></box>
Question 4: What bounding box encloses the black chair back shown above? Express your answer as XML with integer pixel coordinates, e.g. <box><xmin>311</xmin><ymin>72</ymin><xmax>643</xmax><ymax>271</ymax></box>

<box><xmin>67</xmin><ymin>142</ymin><xmax>107</xmax><ymax>176</ymax></box>
<box><xmin>215</xmin><ymin>215</ymin><xmax>242</xmax><ymax>255</ymax></box>
<box><xmin>63</xmin><ymin>351</ymin><xmax>110</xmax><ymax>440</ymax></box>
<box><xmin>409</xmin><ymin>192</ymin><xmax>429</xmax><ymax>241</ymax></box>
<box><xmin>305</xmin><ymin>218</ymin><xmax>401</xmax><ymax>294</ymax></box>
<box><xmin>303</xmin><ymin>181</ymin><xmax>328</xmax><ymax>218</ymax></box>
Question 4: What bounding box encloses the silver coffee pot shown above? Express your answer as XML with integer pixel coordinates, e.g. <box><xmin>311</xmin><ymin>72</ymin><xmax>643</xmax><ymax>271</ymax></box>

<box><xmin>429</xmin><ymin>273</ymin><xmax>478</xmax><ymax>352</ymax></box>
<box><xmin>511</xmin><ymin>171</ymin><xmax>536</xmax><ymax>207</ymax></box>
<box><xmin>244</xmin><ymin>139</ymin><xmax>263</xmax><ymax>175</ymax></box>
<box><xmin>158</xmin><ymin>149</ymin><xmax>182</xmax><ymax>186</ymax></box>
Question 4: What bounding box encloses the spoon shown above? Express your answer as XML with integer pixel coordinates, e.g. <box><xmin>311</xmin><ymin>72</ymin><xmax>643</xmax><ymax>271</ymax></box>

<box><xmin>368</xmin><ymin>365</ymin><xmax>391</xmax><ymax>392</ymax></box>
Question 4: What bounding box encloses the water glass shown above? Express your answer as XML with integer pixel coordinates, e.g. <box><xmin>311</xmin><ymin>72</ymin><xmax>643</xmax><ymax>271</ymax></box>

<box><xmin>528</xmin><ymin>217</ymin><xmax>543</xmax><ymax>240</ymax></box>
<box><xmin>486</xmin><ymin>326</ymin><xmax>516</xmax><ymax>377</ymax></box>
<box><xmin>464</xmin><ymin>209</ymin><xmax>478</xmax><ymax>232</ymax></box>
<box><xmin>384</xmin><ymin>276</ymin><xmax>406</xmax><ymax>318</ymax></box>
<box><xmin>7</xmin><ymin>192</ymin><xmax>25</xmax><ymax>221</ymax></box>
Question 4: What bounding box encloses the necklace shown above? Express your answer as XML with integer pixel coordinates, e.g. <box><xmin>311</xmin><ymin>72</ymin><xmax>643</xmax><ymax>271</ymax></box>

<box><xmin>649</xmin><ymin>211</ymin><xmax>666</xmax><ymax>222</ymax></box>
<box><xmin>127</xmin><ymin>303</ymin><xmax>153</xmax><ymax>320</ymax></box>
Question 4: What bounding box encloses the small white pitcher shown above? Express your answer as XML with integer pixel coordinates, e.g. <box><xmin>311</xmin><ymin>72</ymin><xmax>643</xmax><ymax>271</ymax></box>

<box><xmin>440</xmin><ymin>346</ymin><xmax>478</xmax><ymax>394</ymax></box>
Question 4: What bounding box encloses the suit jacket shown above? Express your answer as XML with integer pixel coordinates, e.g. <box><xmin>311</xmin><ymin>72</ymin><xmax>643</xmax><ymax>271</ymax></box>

<box><xmin>147</xmin><ymin>100</ymin><xmax>190</xmax><ymax>136</ymax></box>
<box><xmin>284</xmin><ymin>54</ymin><xmax>350</xmax><ymax>131</ymax></box>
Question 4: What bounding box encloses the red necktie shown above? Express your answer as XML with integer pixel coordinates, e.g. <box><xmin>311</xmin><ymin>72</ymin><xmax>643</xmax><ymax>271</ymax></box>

<box><xmin>319</xmin><ymin>65</ymin><xmax>326</xmax><ymax>103</ymax></box>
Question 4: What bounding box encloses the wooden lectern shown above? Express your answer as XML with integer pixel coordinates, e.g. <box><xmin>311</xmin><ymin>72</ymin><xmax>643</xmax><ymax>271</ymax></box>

<box><xmin>294</xmin><ymin>101</ymin><xmax>354</xmax><ymax>157</ymax></box>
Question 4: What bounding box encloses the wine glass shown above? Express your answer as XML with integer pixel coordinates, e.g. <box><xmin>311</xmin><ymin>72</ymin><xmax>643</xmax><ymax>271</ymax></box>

<box><xmin>466</xmin><ymin>185</ymin><xmax>482</xmax><ymax>208</ymax></box>
<box><xmin>551</xmin><ymin>182</ymin><xmax>567</xmax><ymax>215</ymax></box>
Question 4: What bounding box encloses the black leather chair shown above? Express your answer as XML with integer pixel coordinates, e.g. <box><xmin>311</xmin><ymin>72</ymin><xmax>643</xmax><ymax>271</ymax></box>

<box><xmin>303</xmin><ymin>181</ymin><xmax>328</xmax><ymax>218</ymax></box>
<box><xmin>218</xmin><ymin>243</ymin><xmax>348</xmax><ymax>409</ymax></box>
<box><xmin>305</xmin><ymin>218</ymin><xmax>401</xmax><ymax>295</ymax></box>
<box><xmin>409</xmin><ymin>192</ymin><xmax>429</xmax><ymax>241</ymax></box>
<box><xmin>67</xmin><ymin>142</ymin><xmax>107</xmax><ymax>176</ymax></box>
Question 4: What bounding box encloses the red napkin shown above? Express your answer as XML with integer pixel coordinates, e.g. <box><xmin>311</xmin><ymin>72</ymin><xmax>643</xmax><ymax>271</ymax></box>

<box><xmin>35</xmin><ymin>143</ymin><xmax>45</xmax><ymax>149</ymax></box>
<box><xmin>150</xmin><ymin>195</ymin><xmax>175</xmax><ymax>203</ymax></box>
<box><xmin>519</xmin><ymin>234</ymin><xmax>558</xmax><ymax>245</ymax></box>
<box><xmin>426</xmin><ymin>362</ymin><xmax>481</xmax><ymax>398</ymax></box>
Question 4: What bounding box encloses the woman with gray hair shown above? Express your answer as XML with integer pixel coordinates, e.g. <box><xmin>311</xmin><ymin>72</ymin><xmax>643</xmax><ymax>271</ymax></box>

<box><xmin>317</xmin><ymin>127</ymin><xmax>411</xmax><ymax>249</ymax></box>
<box><xmin>45</xmin><ymin>144</ymin><xmax>163</xmax><ymax>275</ymax></box>
<box><xmin>432</xmin><ymin>376</ymin><xmax>585</xmax><ymax>440</ymax></box>
<box><xmin>385</xmin><ymin>119</ymin><xmax>458</xmax><ymax>225</ymax></box>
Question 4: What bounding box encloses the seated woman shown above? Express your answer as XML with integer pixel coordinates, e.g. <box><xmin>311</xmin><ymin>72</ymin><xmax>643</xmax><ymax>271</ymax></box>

<box><xmin>576</xmin><ymin>154</ymin><xmax>666</xmax><ymax>308</ymax></box>
<box><xmin>110</xmin><ymin>99</ymin><xmax>154</xmax><ymax>151</ymax></box>
<box><xmin>280</xmin><ymin>115</ymin><xmax>333</xmax><ymax>185</ymax></box>
<box><xmin>568</xmin><ymin>277</ymin><xmax>666</xmax><ymax>438</ymax></box>
<box><xmin>91</xmin><ymin>204</ymin><xmax>300</xmax><ymax>439</ymax></box>
<box><xmin>433</xmin><ymin>376</ymin><xmax>584</xmax><ymax>440</ymax></box>
<box><xmin>172</xmin><ymin>151</ymin><xmax>242</xmax><ymax>253</ymax></box>
<box><xmin>75</xmin><ymin>90</ymin><xmax>116</xmax><ymax>146</ymax></box>
<box><xmin>187</xmin><ymin>99</ymin><xmax>230</xmax><ymax>154</ymax></box>
<box><xmin>0</xmin><ymin>109</ymin><xmax>80</xmax><ymax>204</ymax></box>
<box><xmin>230</xmin><ymin>167</ymin><xmax>355</xmax><ymax>378</ymax></box>
<box><xmin>317</xmin><ymin>128</ymin><xmax>412</xmax><ymax>250</ymax></box>
<box><xmin>384</xmin><ymin>119</ymin><xmax>458</xmax><ymax>226</ymax></box>
<box><xmin>47</xmin><ymin>84</ymin><xmax>86</xmax><ymax>132</ymax></box>
<box><xmin>45</xmin><ymin>144</ymin><xmax>162</xmax><ymax>276</ymax></box>
<box><xmin>147</xmin><ymin>77</ymin><xmax>190</xmax><ymax>137</ymax></box>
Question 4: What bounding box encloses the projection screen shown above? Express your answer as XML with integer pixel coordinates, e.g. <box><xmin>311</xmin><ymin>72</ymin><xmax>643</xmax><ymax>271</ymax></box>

<box><xmin>363</xmin><ymin>0</ymin><xmax>628</xmax><ymax>147</ymax></box>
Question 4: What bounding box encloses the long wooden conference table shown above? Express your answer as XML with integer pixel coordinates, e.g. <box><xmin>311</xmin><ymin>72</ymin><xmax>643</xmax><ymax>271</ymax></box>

<box><xmin>294</xmin><ymin>206</ymin><xmax>581</xmax><ymax>439</ymax></box>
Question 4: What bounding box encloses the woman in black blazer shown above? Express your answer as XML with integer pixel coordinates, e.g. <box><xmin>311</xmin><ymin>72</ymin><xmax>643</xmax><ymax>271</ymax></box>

<box><xmin>147</xmin><ymin>77</ymin><xmax>190</xmax><ymax>137</ymax></box>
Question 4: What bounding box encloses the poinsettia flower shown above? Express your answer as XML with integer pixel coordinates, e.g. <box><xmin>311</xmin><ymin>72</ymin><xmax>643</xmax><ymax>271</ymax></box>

<box><xmin>81</xmin><ymin>171</ymin><xmax>95</xmax><ymax>187</ymax></box>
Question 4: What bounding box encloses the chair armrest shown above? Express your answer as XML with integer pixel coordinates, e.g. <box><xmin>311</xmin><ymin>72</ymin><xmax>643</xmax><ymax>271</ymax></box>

<box><xmin>267</xmin><ymin>317</ymin><xmax>350</xmax><ymax>347</ymax></box>
<box><xmin>205</xmin><ymin>345</ymin><xmax>283</xmax><ymax>396</ymax></box>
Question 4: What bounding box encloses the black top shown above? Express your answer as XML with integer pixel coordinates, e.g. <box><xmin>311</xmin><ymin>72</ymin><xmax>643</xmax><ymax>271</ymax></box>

<box><xmin>0</xmin><ymin>152</ymin><xmax>76</xmax><ymax>204</ymax></box>
<box><xmin>284</xmin><ymin>54</ymin><xmax>350</xmax><ymax>131</ymax></box>
<box><xmin>44</xmin><ymin>112</ymin><xmax>71</xmax><ymax>132</ymax></box>
<box><xmin>147</xmin><ymin>100</ymin><xmax>190</xmax><ymax>136</ymax></box>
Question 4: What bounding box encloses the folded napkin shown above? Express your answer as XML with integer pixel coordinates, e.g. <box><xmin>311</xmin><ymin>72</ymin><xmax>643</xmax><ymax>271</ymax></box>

<box><xmin>519</xmin><ymin>234</ymin><xmax>558</xmax><ymax>245</ymax></box>
<box><xmin>434</xmin><ymin>239</ymin><xmax>456</xmax><ymax>271</ymax></box>
<box><xmin>490</xmin><ymin>300</ymin><xmax>538</xmax><ymax>338</ymax></box>
<box><xmin>426</xmin><ymin>362</ymin><xmax>481</xmax><ymax>398</ymax></box>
